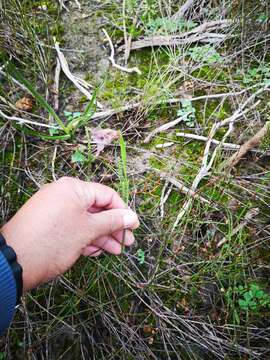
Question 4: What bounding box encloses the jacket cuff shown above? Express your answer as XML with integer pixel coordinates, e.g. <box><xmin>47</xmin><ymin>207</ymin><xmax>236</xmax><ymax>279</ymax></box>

<box><xmin>0</xmin><ymin>251</ymin><xmax>17</xmax><ymax>335</ymax></box>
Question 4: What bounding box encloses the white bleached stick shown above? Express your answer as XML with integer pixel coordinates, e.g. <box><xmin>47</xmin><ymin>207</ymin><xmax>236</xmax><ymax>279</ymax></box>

<box><xmin>176</xmin><ymin>132</ymin><xmax>268</xmax><ymax>154</ymax></box>
<box><xmin>102</xmin><ymin>29</ymin><xmax>142</xmax><ymax>75</ymax></box>
<box><xmin>0</xmin><ymin>110</ymin><xmax>59</xmax><ymax>129</ymax></box>
<box><xmin>144</xmin><ymin>116</ymin><xmax>186</xmax><ymax>144</ymax></box>
<box><xmin>54</xmin><ymin>40</ymin><xmax>103</xmax><ymax>109</ymax></box>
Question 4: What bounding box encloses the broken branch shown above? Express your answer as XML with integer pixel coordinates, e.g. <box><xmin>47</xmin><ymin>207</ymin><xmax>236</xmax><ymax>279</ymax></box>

<box><xmin>118</xmin><ymin>20</ymin><xmax>231</xmax><ymax>52</ymax></box>
<box><xmin>102</xmin><ymin>29</ymin><xmax>142</xmax><ymax>75</ymax></box>
<box><xmin>226</xmin><ymin>121</ymin><xmax>270</xmax><ymax>168</ymax></box>
<box><xmin>54</xmin><ymin>39</ymin><xmax>103</xmax><ymax>108</ymax></box>
<box><xmin>176</xmin><ymin>132</ymin><xmax>269</xmax><ymax>154</ymax></box>
<box><xmin>144</xmin><ymin>116</ymin><xmax>184</xmax><ymax>144</ymax></box>
<box><xmin>171</xmin><ymin>0</ymin><xmax>195</xmax><ymax>21</ymax></box>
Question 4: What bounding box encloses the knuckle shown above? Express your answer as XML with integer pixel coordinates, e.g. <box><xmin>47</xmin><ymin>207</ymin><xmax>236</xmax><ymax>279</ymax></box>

<box><xmin>57</xmin><ymin>176</ymin><xmax>73</xmax><ymax>186</ymax></box>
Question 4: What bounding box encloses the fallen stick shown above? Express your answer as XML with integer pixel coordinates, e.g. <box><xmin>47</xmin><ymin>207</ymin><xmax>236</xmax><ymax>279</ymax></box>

<box><xmin>90</xmin><ymin>98</ymin><xmax>182</xmax><ymax>121</ymax></box>
<box><xmin>156</xmin><ymin>142</ymin><xmax>174</xmax><ymax>149</ymax></box>
<box><xmin>171</xmin><ymin>0</ymin><xmax>195</xmax><ymax>21</ymax></box>
<box><xmin>176</xmin><ymin>132</ymin><xmax>269</xmax><ymax>154</ymax></box>
<box><xmin>118</xmin><ymin>20</ymin><xmax>231</xmax><ymax>52</ymax></box>
<box><xmin>53</xmin><ymin>58</ymin><xmax>61</xmax><ymax>111</ymax></box>
<box><xmin>153</xmin><ymin>169</ymin><xmax>210</xmax><ymax>204</ymax></box>
<box><xmin>217</xmin><ymin>208</ymin><xmax>259</xmax><ymax>248</ymax></box>
<box><xmin>49</xmin><ymin>58</ymin><xmax>61</xmax><ymax>126</ymax></box>
<box><xmin>144</xmin><ymin>116</ymin><xmax>185</xmax><ymax>144</ymax></box>
<box><xmin>0</xmin><ymin>110</ymin><xmax>59</xmax><ymax>129</ymax></box>
<box><xmin>90</xmin><ymin>88</ymin><xmax>256</xmax><ymax>120</ymax></box>
<box><xmin>102</xmin><ymin>29</ymin><xmax>142</xmax><ymax>75</ymax></box>
<box><xmin>226</xmin><ymin>121</ymin><xmax>270</xmax><ymax>168</ymax></box>
<box><xmin>119</xmin><ymin>32</ymin><xmax>227</xmax><ymax>52</ymax></box>
<box><xmin>54</xmin><ymin>40</ymin><xmax>103</xmax><ymax>108</ymax></box>
<box><xmin>160</xmin><ymin>181</ymin><xmax>173</xmax><ymax>219</ymax></box>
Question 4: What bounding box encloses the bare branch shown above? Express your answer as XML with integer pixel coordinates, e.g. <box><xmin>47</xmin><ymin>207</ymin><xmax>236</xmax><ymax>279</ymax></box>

<box><xmin>102</xmin><ymin>29</ymin><xmax>142</xmax><ymax>75</ymax></box>
<box><xmin>171</xmin><ymin>0</ymin><xmax>195</xmax><ymax>21</ymax></box>
<box><xmin>0</xmin><ymin>110</ymin><xmax>59</xmax><ymax>129</ymax></box>
<box><xmin>226</xmin><ymin>121</ymin><xmax>270</xmax><ymax>168</ymax></box>
<box><xmin>144</xmin><ymin>116</ymin><xmax>184</xmax><ymax>144</ymax></box>
<box><xmin>176</xmin><ymin>132</ymin><xmax>269</xmax><ymax>154</ymax></box>
<box><xmin>54</xmin><ymin>39</ymin><xmax>103</xmax><ymax>108</ymax></box>
<box><xmin>118</xmin><ymin>20</ymin><xmax>231</xmax><ymax>52</ymax></box>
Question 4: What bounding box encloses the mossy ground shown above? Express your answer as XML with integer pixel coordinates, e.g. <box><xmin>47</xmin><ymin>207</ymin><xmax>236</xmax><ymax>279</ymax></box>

<box><xmin>1</xmin><ymin>0</ymin><xmax>270</xmax><ymax>359</ymax></box>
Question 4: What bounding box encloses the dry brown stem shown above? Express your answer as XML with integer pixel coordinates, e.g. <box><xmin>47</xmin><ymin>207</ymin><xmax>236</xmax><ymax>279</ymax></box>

<box><xmin>226</xmin><ymin>121</ymin><xmax>270</xmax><ymax>168</ymax></box>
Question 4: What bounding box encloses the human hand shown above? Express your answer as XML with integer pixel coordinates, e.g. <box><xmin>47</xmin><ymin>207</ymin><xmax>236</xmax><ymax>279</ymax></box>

<box><xmin>1</xmin><ymin>177</ymin><xmax>139</xmax><ymax>292</ymax></box>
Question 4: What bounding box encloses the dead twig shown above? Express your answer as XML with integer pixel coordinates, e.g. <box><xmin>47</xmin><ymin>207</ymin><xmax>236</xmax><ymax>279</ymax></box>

<box><xmin>153</xmin><ymin>169</ymin><xmax>210</xmax><ymax>204</ymax></box>
<box><xmin>118</xmin><ymin>20</ymin><xmax>231</xmax><ymax>52</ymax></box>
<box><xmin>160</xmin><ymin>181</ymin><xmax>173</xmax><ymax>219</ymax></box>
<box><xmin>171</xmin><ymin>0</ymin><xmax>196</xmax><ymax>21</ymax></box>
<box><xmin>49</xmin><ymin>58</ymin><xmax>61</xmax><ymax>126</ymax></box>
<box><xmin>176</xmin><ymin>132</ymin><xmax>269</xmax><ymax>154</ymax></box>
<box><xmin>217</xmin><ymin>208</ymin><xmax>259</xmax><ymax>248</ymax></box>
<box><xmin>0</xmin><ymin>110</ymin><xmax>59</xmax><ymax>129</ymax></box>
<box><xmin>102</xmin><ymin>29</ymin><xmax>142</xmax><ymax>75</ymax></box>
<box><xmin>144</xmin><ymin>116</ymin><xmax>185</xmax><ymax>144</ymax></box>
<box><xmin>226</xmin><ymin>121</ymin><xmax>270</xmax><ymax>168</ymax></box>
<box><xmin>156</xmin><ymin>142</ymin><xmax>174</xmax><ymax>149</ymax></box>
<box><xmin>90</xmin><ymin>97</ymin><xmax>182</xmax><ymax>120</ymax></box>
<box><xmin>52</xmin><ymin>58</ymin><xmax>61</xmax><ymax>111</ymax></box>
<box><xmin>54</xmin><ymin>39</ymin><xmax>103</xmax><ymax>108</ymax></box>
<box><xmin>79</xmin><ymin>88</ymin><xmax>254</xmax><ymax>122</ymax></box>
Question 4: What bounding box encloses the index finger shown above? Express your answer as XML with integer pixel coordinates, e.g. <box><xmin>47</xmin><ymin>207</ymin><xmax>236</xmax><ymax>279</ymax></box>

<box><xmin>84</xmin><ymin>182</ymin><xmax>127</xmax><ymax>210</ymax></box>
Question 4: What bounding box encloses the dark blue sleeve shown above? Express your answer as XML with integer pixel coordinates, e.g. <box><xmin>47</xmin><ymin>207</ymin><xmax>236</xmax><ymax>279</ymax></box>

<box><xmin>0</xmin><ymin>251</ymin><xmax>17</xmax><ymax>335</ymax></box>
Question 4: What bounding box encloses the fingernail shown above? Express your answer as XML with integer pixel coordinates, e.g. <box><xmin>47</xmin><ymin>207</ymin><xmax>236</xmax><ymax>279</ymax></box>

<box><xmin>123</xmin><ymin>211</ymin><xmax>138</xmax><ymax>228</ymax></box>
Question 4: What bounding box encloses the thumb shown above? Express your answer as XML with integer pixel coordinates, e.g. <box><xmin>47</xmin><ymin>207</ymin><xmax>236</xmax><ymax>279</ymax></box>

<box><xmin>88</xmin><ymin>209</ymin><xmax>139</xmax><ymax>239</ymax></box>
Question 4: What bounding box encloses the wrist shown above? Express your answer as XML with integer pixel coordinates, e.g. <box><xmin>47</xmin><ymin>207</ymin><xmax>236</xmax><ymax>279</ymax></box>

<box><xmin>1</xmin><ymin>222</ymin><xmax>35</xmax><ymax>292</ymax></box>
<box><xmin>0</xmin><ymin>233</ymin><xmax>23</xmax><ymax>304</ymax></box>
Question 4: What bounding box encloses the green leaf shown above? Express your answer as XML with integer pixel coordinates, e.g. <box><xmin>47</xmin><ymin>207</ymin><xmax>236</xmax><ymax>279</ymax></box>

<box><xmin>239</xmin><ymin>299</ymin><xmax>248</xmax><ymax>310</ymax></box>
<box><xmin>49</xmin><ymin>127</ymin><xmax>60</xmax><ymax>136</ymax></box>
<box><xmin>71</xmin><ymin>149</ymin><xmax>86</xmax><ymax>163</ymax></box>
<box><xmin>244</xmin><ymin>292</ymin><xmax>253</xmax><ymax>301</ymax></box>
<box><xmin>137</xmin><ymin>249</ymin><xmax>145</xmax><ymax>265</ymax></box>
<box><xmin>255</xmin><ymin>290</ymin><xmax>264</xmax><ymax>299</ymax></box>
<box><xmin>66</xmin><ymin>90</ymin><xmax>97</xmax><ymax>133</ymax></box>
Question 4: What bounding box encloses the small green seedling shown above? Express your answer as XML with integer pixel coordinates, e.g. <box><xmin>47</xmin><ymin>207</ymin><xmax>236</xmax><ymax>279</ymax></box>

<box><xmin>188</xmin><ymin>45</ymin><xmax>222</xmax><ymax>65</ymax></box>
<box><xmin>237</xmin><ymin>284</ymin><xmax>270</xmax><ymax>311</ymax></box>
<box><xmin>137</xmin><ymin>249</ymin><xmax>145</xmax><ymax>265</ymax></box>
<box><xmin>226</xmin><ymin>283</ymin><xmax>270</xmax><ymax>318</ymax></box>
<box><xmin>146</xmin><ymin>17</ymin><xmax>197</xmax><ymax>34</ymax></box>
<box><xmin>177</xmin><ymin>99</ymin><xmax>196</xmax><ymax>127</ymax></box>
<box><xmin>241</xmin><ymin>65</ymin><xmax>270</xmax><ymax>84</ymax></box>
<box><xmin>71</xmin><ymin>149</ymin><xmax>86</xmax><ymax>164</ymax></box>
